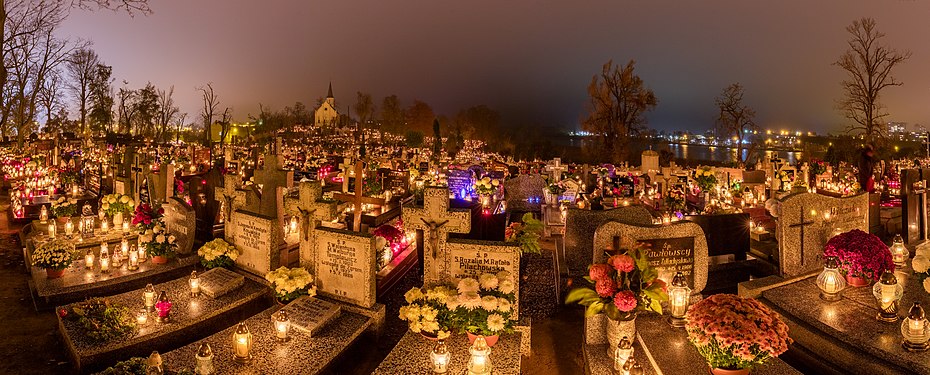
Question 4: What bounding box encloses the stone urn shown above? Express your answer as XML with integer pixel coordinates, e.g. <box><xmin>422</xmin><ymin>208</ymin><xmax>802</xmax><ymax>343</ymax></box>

<box><xmin>606</xmin><ymin>317</ymin><xmax>636</xmax><ymax>356</ymax></box>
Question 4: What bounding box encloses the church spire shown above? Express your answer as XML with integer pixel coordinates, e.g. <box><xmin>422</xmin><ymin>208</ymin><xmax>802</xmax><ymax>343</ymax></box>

<box><xmin>327</xmin><ymin>82</ymin><xmax>333</xmax><ymax>98</ymax></box>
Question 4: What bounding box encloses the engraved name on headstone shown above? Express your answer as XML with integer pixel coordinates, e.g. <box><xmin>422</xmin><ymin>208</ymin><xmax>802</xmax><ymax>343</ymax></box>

<box><xmin>313</xmin><ymin>228</ymin><xmax>376</xmax><ymax>308</ymax></box>
<box><xmin>282</xmin><ymin>296</ymin><xmax>342</xmax><ymax>337</ymax></box>
<box><xmin>199</xmin><ymin>267</ymin><xmax>245</xmax><ymax>298</ymax></box>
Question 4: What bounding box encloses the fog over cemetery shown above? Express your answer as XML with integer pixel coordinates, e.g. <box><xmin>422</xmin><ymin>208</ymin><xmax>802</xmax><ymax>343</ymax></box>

<box><xmin>4</xmin><ymin>1</ymin><xmax>930</xmax><ymax>374</ymax></box>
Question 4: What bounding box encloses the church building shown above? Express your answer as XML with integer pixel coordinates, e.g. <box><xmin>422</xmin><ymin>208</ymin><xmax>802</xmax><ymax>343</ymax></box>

<box><xmin>314</xmin><ymin>82</ymin><xmax>338</xmax><ymax>127</ymax></box>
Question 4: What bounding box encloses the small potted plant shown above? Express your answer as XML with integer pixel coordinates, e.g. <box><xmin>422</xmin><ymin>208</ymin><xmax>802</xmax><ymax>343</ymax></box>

<box><xmin>141</xmin><ymin>223</ymin><xmax>177</xmax><ymax>264</ymax></box>
<box><xmin>197</xmin><ymin>238</ymin><xmax>241</xmax><ymax>269</ymax></box>
<box><xmin>448</xmin><ymin>271</ymin><xmax>517</xmax><ymax>347</ymax></box>
<box><xmin>264</xmin><ymin>266</ymin><xmax>316</xmax><ymax>304</ymax></box>
<box><xmin>505</xmin><ymin>213</ymin><xmax>544</xmax><ymax>254</ymax></box>
<box><xmin>50</xmin><ymin>197</ymin><xmax>78</xmax><ymax>222</ymax></box>
<box><xmin>686</xmin><ymin>294</ymin><xmax>792</xmax><ymax>375</ymax></box>
<box><xmin>823</xmin><ymin>229</ymin><xmax>893</xmax><ymax>287</ymax></box>
<box><xmin>399</xmin><ymin>285</ymin><xmax>456</xmax><ymax>341</ymax></box>
<box><xmin>32</xmin><ymin>239</ymin><xmax>75</xmax><ymax>278</ymax></box>
<box><xmin>664</xmin><ymin>187</ymin><xmax>686</xmax><ymax>213</ymax></box>
<box><xmin>566</xmin><ymin>244</ymin><xmax>668</xmax><ymax>352</ymax></box>
<box><xmin>544</xmin><ymin>182</ymin><xmax>565</xmax><ymax>205</ymax></box>
<box><xmin>694</xmin><ymin>166</ymin><xmax>717</xmax><ymax>194</ymax></box>
<box><xmin>101</xmin><ymin>193</ymin><xmax>135</xmax><ymax>226</ymax></box>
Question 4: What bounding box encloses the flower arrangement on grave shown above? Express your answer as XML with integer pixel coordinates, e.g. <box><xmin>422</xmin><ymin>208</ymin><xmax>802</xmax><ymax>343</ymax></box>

<box><xmin>664</xmin><ymin>187</ymin><xmax>686</xmax><ymax>212</ymax></box>
<box><xmin>63</xmin><ymin>298</ymin><xmax>136</xmax><ymax>342</ymax></box>
<box><xmin>101</xmin><ymin>193</ymin><xmax>135</xmax><ymax>218</ymax></box>
<box><xmin>777</xmin><ymin>170</ymin><xmax>794</xmax><ymax>191</ymax></box>
<box><xmin>131</xmin><ymin>203</ymin><xmax>163</xmax><ymax>232</ymax></box>
<box><xmin>694</xmin><ymin>166</ymin><xmax>717</xmax><ymax>193</ymax></box>
<box><xmin>505</xmin><ymin>213</ymin><xmax>544</xmax><ymax>254</ymax></box>
<box><xmin>810</xmin><ymin>159</ymin><xmax>827</xmax><ymax>177</ymax></box>
<box><xmin>32</xmin><ymin>239</ymin><xmax>75</xmax><ymax>277</ymax></box>
<box><xmin>912</xmin><ymin>249</ymin><xmax>930</xmax><ymax>294</ymax></box>
<box><xmin>686</xmin><ymin>294</ymin><xmax>792</xmax><ymax>374</ymax></box>
<box><xmin>823</xmin><ymin>229</ymin><xmax>893</xmax><ymax>285</ymax></box>
<box><xmin>141</xmin><ymin>223</ymin><xmax>177</xmax><ymax>262</ymax></box>
<box><xmin>198</xmin><ymin>238</ymin><xmax>241</xmax><ymax>269</ymax></box>
<box><xmin>50</xmin><ymin>196</ymin><xmax>78</xmax><ymax>218</ymax></box>
<box><xmin>597</xmin><ymin>167</ymin><xmax>609</xmax><ymax>178</ymax></box>
<box><xmin>839</xmin><ymin>172</ymin><xmax>860</xmax><ymax>195</ymax></box>
<box><xmin>546</xmin><ymin>182</ymin><xmax>565</xmax><ymax>196</ymax></box>
<box><xmin>447</xmin><ymin>271</ymin><xmax>518</xmax><ymax>342</ymax></box>
<box><xmin>264</xmin><ymin>266</ymin><xmax>316</xmax><ymax>303</ymax></box>
<box><xmin>474</xmin><ymin>177</ymin><xmax>499</xmax><ymax>196</ymax></box>
<box><xmin>399</xmin><ymin>285</ymin><xmax>457</xmax><ymax>340</ymax></box>
<box><xmin>364</xmin><ymin>165</ymin><xmax>384</xmax><ymax>196</ymax></box>
<box><xmin>374</xmin><ymin>223</ymin><xmax>407</xmax><ymax>268</ymax></box>
<box><xmin>58</xmin><ymin>167</ymin><xmax>81</xmax><ymax>187</ymax></box>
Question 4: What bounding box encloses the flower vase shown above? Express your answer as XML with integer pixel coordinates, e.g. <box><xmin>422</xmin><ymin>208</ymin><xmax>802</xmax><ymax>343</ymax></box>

<box><xmin>466</xmin><ymin>332</ymin><xmax>499</xmax><ymax>347</ymax></box>
<box><xmin>710</xmin><ymin>367</ymin><xmax>750</xmax><ymax>375</ymax></box>
<box><xmin>544</xmin><ymin>190</ymin><xmax>556</xmax><ymax>205</ymax></box>
<box><xmin>151</xmin><ymin>255</ymin><xmax>168</xmax><ymax>264</ymax></box>
<box><xmin>45</xmin><ymin>268</ymin><xmax>65</xmax><ymax>279</ymax></box>
<box><xmin>606</xmin><ymin>317</ymin><xmax>636</xmax><ymax>355</ymax></box>
<box><xmin>112</xmin><ymin>212</ymin><xmax>123</xmax><ymax>227</ymax></box>
<box><xmin>845</xmin><ymin>274</ymin><xmax>869</xmax><ymax>287</ymax></box>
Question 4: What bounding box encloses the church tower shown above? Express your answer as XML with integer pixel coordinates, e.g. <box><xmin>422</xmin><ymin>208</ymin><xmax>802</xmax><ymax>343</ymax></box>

<box><xmin>314</xmin><ymin>82</ymin><xmax>338</xmax><ymax>127</ymax></box>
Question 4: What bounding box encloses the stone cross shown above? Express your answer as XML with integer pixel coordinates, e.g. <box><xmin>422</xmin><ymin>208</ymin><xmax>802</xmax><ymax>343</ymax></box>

<box><xmin>788</xmin><ymin>206</ymin><xmax>816</xmax><ymax>266</ymax></box>
<box><xmin>284</xmin><ymin>180</ymin><xmax>338</xmax><ymax>268</ymax></box>
<box><xmin>333</xmin><ymin>161</ymin><xmax>385</xmax><ymax>232</ymax></box>
<box><xmin>402</xmin><ymin>186</ymin><xmax>471</xmax><ymax>284</ymax></box>
<box><xmin>546</xmin><ymin>158</ymin><xmax>567</xmax><ymax>182</ymax></box>
<box><xmin>338</xmin><ymin>157</ymin><xmax>354</xmax><ymax>193</ymax></box>
<box><xmin>214</xmin><ymin>174</ymin><xmax>246</xmax><ymax>223</ymax></box>
<box><xmin>252</xmin><ymin>152</ymin><xmax>294</xmax><ymax>217</ymax></box>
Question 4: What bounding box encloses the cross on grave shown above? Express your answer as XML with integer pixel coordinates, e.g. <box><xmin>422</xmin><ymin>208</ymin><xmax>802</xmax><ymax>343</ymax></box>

<box><xmin>251</xmin><ymin>152</ymin><xmax>294</xmax><ymax>217</ymax></box>
<box><xmin>788</xmin><ymin>206</ymin><xmax>816</xmax><ymax>266</ymax></box>
<box><xmin>402</xmin><ymin>186</ymin><xmax>471</xmax><ymax>284</ymax></box>
<box><xmin>285</xmin><ymin>180</ymin><xmax>337</xmax><ymax>242</ymax></box>
<box><xmin>338</xmin><ymin>157</ymin><xmax>354</xmax><ymax>193</ymax></box>
<box><xmin>546</xmin><ymin>158</ymin><xmax>567</xmax><ymax>182</ymax></box>
<box><xmin>215</xmin><ymin>174</ymin><xmax>246</xmax><ymax>223</ymax></box>
<box><xmin>333</xmin><ymin>161</ymin><xmax>385</xmax><ymax>232</ymax></box>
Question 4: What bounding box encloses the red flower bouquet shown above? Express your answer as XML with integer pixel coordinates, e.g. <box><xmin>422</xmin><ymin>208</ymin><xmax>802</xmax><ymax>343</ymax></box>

<box><xmin>565</xmin><ymin>244</ymin><xmax>668</xmax><ymax>321</ymax></box>
<box><xmin>823</xmin><ymin>229</ymin><xmax>893</xmax><ymax>282</ymax></box>
<box><xmin>132</xmin><ymin>203</ymin><xmax>164</xmax><ymax>232</ymax></box>
<box><xmin>686</xmin><ymin>294</ymin><xmax>792</xmax><ymax>372</ymax></box>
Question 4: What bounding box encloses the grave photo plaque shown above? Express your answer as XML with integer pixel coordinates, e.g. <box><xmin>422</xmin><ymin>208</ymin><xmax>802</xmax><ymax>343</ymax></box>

<box><xmin>282</xmin><ymin>296</ymin><xmax>342</xmax><ymax>337</ymax></box>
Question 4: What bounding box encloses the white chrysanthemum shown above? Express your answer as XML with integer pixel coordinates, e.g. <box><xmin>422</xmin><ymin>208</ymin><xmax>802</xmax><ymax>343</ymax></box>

<box><xmin>155</xmin><ymin>234</ymin><xmax>165</xmax><ymax>243</ymax></box>
<box><xmin>479</xmin><ymin>273</ymin><xmax>499</xmax><ymax>290</ymax></box>
<box><xmin>480</xmin><ymin>296</ymin><xmax>498</xmax><ymax>311</ymax></box>
<box><xmin>497</xmin><ymin>298</ymin><xmax>512</xmax><ymax>313</ymax></box>
<box><xmin>913</xmin><ymin>255</ymin><xmax>930</xmax><ymax>274</ymax></box>
<box><xmin>398</xmin><ymin>306</ymin><xmax>409</xmax><ymax>321</ymax></box>
<box><xmin>496</xmin><ymin>270</ymin><xmax>512</xmax><ymax>283</ymax></box>
<box><xmin>421</xmin><ymin>306</ymin><xmax>438</xmax><ymax>321</ymax></box>
<box><xmin>498</xmin><ymin>279</ymin><xmax>515</xmax><ymax>294</ymax></box>
<box><xmin>486</xmin><ymin>313</ymin><xmax>505</xmax><ymax>332</ymax></box>
<box><xmin>408</xmin><ymin>320</ymin><xmax>422</xmax><ymax>333</ymax></box>
<box><xmin>405</xmin><ymin>306</ymin><xmax>421</xmax><ymax>321</ymax></box>
<box><xmin>924</xmin><ymin>278</ymin><xmax>930</xmax><ymax>294</ymax></box>
<box><xmin>458</xmin><ymin>291</ymin><xmax>482</xmax><ymax>310</ymax></box>
<box><xmin>457</xmin><ymin>278</ymin><xmax>480</xmax><ymax>294</ymax></box>
<box><xmin>445</xmin><ymin>295</ymin><xmax>460</xmax><ymax>310</ymax></box>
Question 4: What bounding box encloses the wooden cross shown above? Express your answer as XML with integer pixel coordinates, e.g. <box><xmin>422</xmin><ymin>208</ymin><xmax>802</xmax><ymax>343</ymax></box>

<box><xmin>333</xmin><ymin>161</ymin><xmax>385</xmax><ymax>232</ymax></box>
<box><xmin>402</xmin><ymin>186</ymin><xmax>471</xmax><ymax>284</ymax></box>
<box><xmin>789</xmin><ymin>206</ymin><xmax>816</xmax><ymax>266</ymax></box>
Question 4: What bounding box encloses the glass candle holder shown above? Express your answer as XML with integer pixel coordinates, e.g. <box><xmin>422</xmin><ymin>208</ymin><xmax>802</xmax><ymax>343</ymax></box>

<box><xmin>40</xmin><ymin>205</ymin><xmax>48</xmax><ymax>223</ymax></box>
<box><xmin>127</xmin><ymin>246</ymin><xmax>139</xmax><ymax>271</ymax></box>
<box><xmin>232</xmin><ymin>322</ymin><xmax>253</xmax><ymax>363</ymax></box>
<box><xmin>667</xmin><ymin>272</ymin><xmax>691</xmax><ymax>327</ymax></box>
<box><xmin>817</xmin><ymin>257</ymin><xmax>847</xmax><ymax>301</ymax></box>
<box><xmin>136</xmin><ymin>308</ymin><xmax>149</xmax><ymax>326</ymax></box>
<box><xmin>85</xmin><ymin>249</ymin><xmax>95</xmax><ymax>270</ymax></box>
<box><xmin>196</xmin><ymin>343</ymin><xmax>214</xmax><ymax>375</ymax></box>
<box><xmin>100</xmin><ymin>220</ymin><xmax>109</xmax><ymax>234</ymax></box>
<box><xmin>64</xmin><ymin>220</ymin><xmax>73</xmax><ymax>236</ymax></box>
<box><xmin>48</xmin><ymin>223</ymin><xmax>56</xmax><ymax>239</ymax></box>
<box><xmin>873</xmin><ymin>270</ymin><xmax>904</xmax><ymax>322</ymax></box>
<box><xmin>155</xmin><ymin>291</ymin><xmax>172</xmax><ymax>323</ymax></box>
<box><xmin>272</xmin><ymin>310</ymin><xmax>290</xmax><ymax>342</ymax></box>
<box><xmin>430</xmin><ymin>339</ymin><xmax>450</xmax><ymax>373</ymax></box>
<box><xmin>143</xmin><ymin>283</ymin><xmax>157</xmax><ymax>312</ymax></box>
<box><xmin>189</xmin><ymin>270</ymin><xmax>201</xmax><ymax>297</ymax></box>
<box><xmin>613</xmin><ymin>336</ymin><xmax>634</xmax><ymax>372</ymax></box>
<box><xmin>890</xmin><ymin>234</ymin><xmax>909</xmax><ymax>267</ymax></box>
<box><xmin>902</xmin><ymin>301</ymin><xmax>930</xmax><ymax>352</ymax></box>
<box><xmin>466</xmin><ymin>335</ymin><xmax>492</xmax><ymax>375</ymax></box>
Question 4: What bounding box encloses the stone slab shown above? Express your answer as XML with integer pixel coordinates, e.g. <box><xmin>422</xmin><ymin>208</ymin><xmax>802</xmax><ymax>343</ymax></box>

<box><xmin>373</xmin><ymin>331</ymin><xmax>524</xmax><ymax>375</ymax></box>
<box><xmin>761</xmin><ymin>265</ymin><xmax>930</xmax><ymax>374</ymax></box>
<box><xmin>31</xmin><ymin>254</ymin><xmax>199</xmax><ymax>307</ymax></box>
<box><xmin>160</xmin><ymin>304</ymin><xmax>373</xmax><ymax>375</ymax></box>
<box><xmin>199</xmin><ymin>267</ymin><xmax>245</xmax><ymax>298</ymax></box>
<box><xmin>58</xmin><ymin>273</ymin><xmax>269</xmax><ymax>372</ymax></box>
<box><xmin>281</xmin><ymin>296</ymin><xmax>341</xmax><ymax>337</ymax></box>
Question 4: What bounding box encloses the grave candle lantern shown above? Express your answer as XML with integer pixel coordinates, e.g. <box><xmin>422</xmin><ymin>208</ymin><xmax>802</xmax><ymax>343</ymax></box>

<box><xmin>232</xmin><ymin>322</ymin><xmax>253</xmax><ymax>363</ymax></box>
<box><xmin>71</xmin><ymin>185</ymin><xmax>78</xmax><ymax>196</ymax></box>
<box><xmin>873</xmin><ymin>270</ymin><xmax>903</xmax><ymax>322</ymax></box>
<box><xmin>136</xmin><ymin>308</ymin><xmax>148</xmax><ymax>326</ymax></box>
<box><xmin>902</xmin><ymin>301</ymin><xmax>930</xmax><ymax>352</ymax></box>
<box><xmin>100</xmin><ymin>220</ymin><xmax>109</xmax><ymax>234</ymax></box>
<box><xmin>430</xmin><ymin>339</ymin><xmax>450</xmax><ymax>374</ymax></box>
<box><xmin>121</xmin><ymin>237</ymin><xmax>129</xmax><ymax>256</ymax></box>
<box><xmin>816</xmin><ymin>257</ymin><xmax>846</xmax><ymax>301</ymax></box>
<box><xmin>890</xmin><ymin>234</ymin><xmax>908</xmax><ymax>267</ymax></box>
<box><xmin>48</xmin><ymin>222</ymin><xmax>56</xmax><ymax>239</ymax></box>
<box><xmin>195</xmin><ymin>343</ymin><xmax>214</xmax><ymax>374</ymax></box>
<box><xmin>189</xmin><ymin>270</ymin><xmax>201</xmax><ymax>297</ymax></box>
<box><xmin>667</xmin><ymin>272</ymin><xmax>691</xmax><ymax>327</ymax></box>
<box><xmin>40</xmin><ymin>205</ymin><xmax>48</xmax><ymax>223</ymax></box>
<box><xmin>99</xmin><ymin>243</ymin><xmax>109</xmax><ymax>272</ymax></box>
<box><xmin>466</xmin><ymin>335</ymin><xmax>492</xmax><ymax>375</ymax></box>
<box><xmin>111</xmin><ymin>246</ymin><xmax>123</xmax><ymax>268</ymax></box>
<box><xmin>613</xmin><ymin>336</ymin><xmax>633</xmax><ymax>371</ymax></box>
<box><xmin>127</xmin><ymin>246</ymin><xmax>139</xmax><ymax>271</ymax></box>
<box><xmin>272</xmin><ymin>309</ymin><xmax>290</xmax><ymax>342</ymax></box>
<box><xmin>84</xmin><ymin>249</ymin><xmax>95</xmax><ymax>270</ymax></box>
<box><xmin>64</xmin><ymin>220</ymin><xmax>73</xmax><ymax>236</ymax></box>
<box><xmin>143</xmin><ymin>283</ymin><xmax>156</xmax><ymax>312</ymax></box>
<box><xmin>289</xmin><ymin>216</ymin><xmax>298</xmax><ymax>235</ymax></box>
<box><xmin>122</xmin><ymin>221</ymin><xmax>130</xmax><ymax>233</ymax></box>
<box><xmin>155</xmin><ymin>291</ymin><xmax>172</xmax><ymax>322</ymax></box>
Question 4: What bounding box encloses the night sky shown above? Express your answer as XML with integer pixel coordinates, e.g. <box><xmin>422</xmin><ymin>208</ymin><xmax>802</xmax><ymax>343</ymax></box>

<box><xmin>59</xmin><ymin>0</ymin><xmax>930</xmax><ymax>134</ymax></box>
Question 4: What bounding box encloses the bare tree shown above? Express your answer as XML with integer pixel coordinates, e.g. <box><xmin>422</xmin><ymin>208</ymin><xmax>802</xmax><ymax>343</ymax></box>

<box><xmin>87</xmin><ymin>63</ymin><xmax>113</xmax><ymax>134</ymax></box>
<box><xmin>354</xmin><ymin>91</ymin><xmax>374</xmax><ymax>127</ymax></box>
<box><xmin>834</xmin><ymin>17</ymin><xmax>911</xmax><ymax>143</ymax></box>
<box><xmin>38</xmin><ymin>67</ymin><xmax>63</xmax><ymax>127</ymax></box>
<box><xmin>155</xmin><ymin>85</ymin><xmax>178</xmax><ymax>141</ymax></box>
<box><xmin>174</xmin><ymin>112</ymin><xmax>186</xmax><ymax>142</ymax></box>
<box><xmin>715</xmin><ymin>83</ymin><xmax>758</xmax><ymax>166</ymax></box>
<box><xmin>581</xmin><ymin>59</ymin><xmax>658</xmax><ymax>163</ymax></box>
<box><xmin>116</xmin><ymin>82</ymin><xmax>135</xmax><ymax>134</ymax></box>
<box><xmin>66</xmin><ymin>47</ymin><xmax>99</xmax><ymax>134</ymax></box>
<box><xmin>197</xmin><ymin>83</ymin><xmax>219</xmax><ymax>146</ymax></box>
<box><xmin>217</xmin><ymin>107</ymin><xmax>232</xmax><ymax>146</ymax></box>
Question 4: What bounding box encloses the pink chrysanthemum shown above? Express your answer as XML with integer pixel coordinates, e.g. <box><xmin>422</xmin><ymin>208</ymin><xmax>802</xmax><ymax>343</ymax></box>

<box><xmin>609</xmin><ymin>254</ymin><xmax>635</xmax><ymax>273</ymax></box>
<box><xmin>613</xmin><ymin>290</ymin><xmax>638</xmax><ymax>312</ymax></box>
<box><xmin>589</xmin><ymin>263</ymin><xmax>612</xmax><ymax>281</ymax></box>
<box><xmin>595</xmin><ymin>279</ymin><xmax>616</xmax><ymax>297</ymax></box>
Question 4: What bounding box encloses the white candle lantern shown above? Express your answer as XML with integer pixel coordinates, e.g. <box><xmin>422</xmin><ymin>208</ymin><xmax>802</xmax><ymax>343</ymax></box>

<box><xmin>430</xmin><ymin>339</ymin><xmax>450</xmax><ymax>373</ymax></box>
<box><xmin>48</xmin><ymin>223</ymin><xmax>56</xmax><ymax>239</ymax></box>
<box><xmin>100</xmin><ymin>220</ymin><xmax>109</xmax><ymax>234</ymax></box>
<box><xmin>667</xmin><ymin>272</ymin><xmax>691</xmax><ymax>327</ymax></box>
<box><xmin>816</xmin><ymin>257</ymin><xmax>846</xmax><ymax>301</ymax></box>
<box><xmin>85</xmin><ymin>249</ymin><xmax>95</xmax><ymax>270</ymax></box>
<box><xmin>272</xmin><ymin>309</ymin><xmax>291</xmax><ymax>342</ymax></box>
<box><xmin>466</xmin><ymin>335</ymin><xmax>492</xmax><ymax>375</ymax></box>
<box><xmin>189</xmin><ymin>270</ymin><xmax>201</xmax><ymax>297</ymax></box>
<box><xmin>143</xmin><ymin>283</ymin><xmax>156</xmax><ymax>312</ymax></box>
<box><xmin>902</xmin><ymin>301</ymin><xmax>930</xmax><ymax>352</ymax></box>
<box><xmin>195</xmin><ymin>343</ymin><xmax>214</xmax><ymax>374</ymax></box>
<box><xmin>873</xmin><ymin>270</ymin><xmax>903</xmax><ymax>322</ymax></box>
<box><xmin>232</xmin><ymin>322</ymin><xmax>253</xmax><ymax>363</ymax></box>
<box><xmin>40</xmin><ymin>205</ymin><xmax>48</xmax><ymax>223</ymax></box>
<box><xmin>890</xmin><ymin>234</ymin><xmax>909</xmax><ymax>267</ymax></box>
